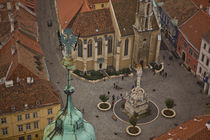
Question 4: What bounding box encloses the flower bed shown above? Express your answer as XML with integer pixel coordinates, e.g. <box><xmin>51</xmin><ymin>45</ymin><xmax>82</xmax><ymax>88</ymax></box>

<box><xmin>161</xmin><ymin>108</ymin><xmax>176</xmax><ymax>119</ymax></box>
<box><xmin>97</xmin><ymin>102</ymin><xmax>111</xmax><ymax>111</ymax></box>
<box><xmin>126</xmin><ymin>125</ymin><xmax>141</xmax><ymax>136</ymax></box>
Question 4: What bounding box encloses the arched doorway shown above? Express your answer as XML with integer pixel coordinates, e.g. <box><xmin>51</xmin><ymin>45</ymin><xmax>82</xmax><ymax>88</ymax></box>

<box><xmin>182</xmin><ymin>52</ymin><xmax>185</xmax><ymax>62</ymax></box>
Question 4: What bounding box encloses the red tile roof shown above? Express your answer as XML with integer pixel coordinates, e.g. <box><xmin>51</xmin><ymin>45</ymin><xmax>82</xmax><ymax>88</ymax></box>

<box><xmin>162</xmin><ymin>0</ymin><xmax>198</xmax><ymax>26</ymax></box>
<box><xmin>202</xmin><ymin>30</ymin><xmax>210</xmax><ymax>43</ymax></box>
<box><xmin>192</xmin><ymin>0</ymin><xmax>210</xmax><ymax>9</ymax></box>
<box><xmin>13</xmin><ymin>30</ymin><xmax>43</xmax><ymax>55</ymax></box>
<box><xmin>0</xmin><ymin>79</ymin><xmax>60</xmax><ymax>115</ymax></box>
<box><xmin>18</xmin><ymin>0</ymin><xmax>36</xmax><ymax>13</ymax></box>
<box><xmin>154</xmin><ymin>114</ymin><xmax>210</xmax><ymax>140</ymax></box>
<box><xmin>88</xmin><ymin>0</ymin><xmax>109</xmax><ymax>4</ymax></box>
<box><xmin>56</xmin><ymin>0</ymin><xmax>83</xmax><ymax>30</ymax></box>
<box><xmin>111</xmin><ymin>0</ymin><xmax>137</xmax><ymax>36</ymax></box>
<box><xmin>180</xmin><ymin>10</ymin><xmax>210</xmax><ymax>51</ymax></box>
<box><xmin>14</xmin><ymin>5</ymin><xmax>38</xmax><ymax>40</ymax></box>
<box><xmin>71</xmin><ymin>8</ymin><xmax>114</xmax><ymax>37</ymax></box>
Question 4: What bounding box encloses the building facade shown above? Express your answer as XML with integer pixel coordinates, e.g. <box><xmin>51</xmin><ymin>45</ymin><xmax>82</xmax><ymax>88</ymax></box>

<box><xmin>56</xmin><ymin>0</ymin><xmax>161</xmax><ymax>72</ymax></box>
<box><xmin>0</xmin><ymin>79</ymin><xmax>61</xmax><ymax>140</ymax></box>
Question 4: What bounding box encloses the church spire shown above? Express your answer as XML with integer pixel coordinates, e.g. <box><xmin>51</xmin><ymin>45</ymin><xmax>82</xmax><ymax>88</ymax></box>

<box><xmin>43</xmin><ymin>27</ymin><xmax>95</xmax><ymax>140</ymax></box>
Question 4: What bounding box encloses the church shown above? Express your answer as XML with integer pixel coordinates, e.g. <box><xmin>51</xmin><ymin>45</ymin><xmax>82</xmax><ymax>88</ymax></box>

<box><xmin>55</xmin><ymin>0</ymin><xmax>161</xmax><ymax>72</ymax></box>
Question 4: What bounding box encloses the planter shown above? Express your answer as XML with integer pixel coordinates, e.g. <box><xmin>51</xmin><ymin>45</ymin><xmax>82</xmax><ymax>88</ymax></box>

<box><xmin>155</xmin><ymin>62</ymin><xmax>164</xmax><ymax>73</ymax></box>
<box><xmin>161</xmin><ymin>108</ymin><xmax>176</xmax><ymax>118</ymax></box>
<box><xmin>97</xmin><ymin>102</ymin><xmax>111</xmax><ymax>111</ymax></box>
<box><xmin>126</xmin><ymin>125</ymin><xmax>141</xmax><ymax>136</ymax></box>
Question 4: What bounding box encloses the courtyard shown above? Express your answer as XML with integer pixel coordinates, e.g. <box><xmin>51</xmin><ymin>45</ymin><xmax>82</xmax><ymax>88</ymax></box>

<box><xmin>36</xmin><ymin>0</ymin><xmax>210</xmax><ymax>139</ymax></box>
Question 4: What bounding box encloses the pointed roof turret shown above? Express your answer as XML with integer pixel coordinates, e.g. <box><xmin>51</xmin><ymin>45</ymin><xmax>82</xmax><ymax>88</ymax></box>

<box><xmin>43</xmin><ymin>27</ymin><xmax>95</xmax><ymax>140</ymax></box>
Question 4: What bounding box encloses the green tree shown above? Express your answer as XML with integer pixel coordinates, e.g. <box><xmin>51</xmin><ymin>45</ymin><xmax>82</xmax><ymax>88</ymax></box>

<box><xmin>99</xmin><ymin>94</ymin><xmax>109</xmax><ymax>102</ymax></box>
<box><xmin>129</xmin><ymin>115</ymin><xmax>137</xmax><ymax>128</ymax></box>
<box><xmin>165</xmin><ymin>98</ymin><xmax>175</xmax><ymax>109</ymax></box>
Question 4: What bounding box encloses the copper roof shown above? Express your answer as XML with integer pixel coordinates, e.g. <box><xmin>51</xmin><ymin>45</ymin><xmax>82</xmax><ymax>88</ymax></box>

<box><xmin>56</xmin><ymin>0</ymin><xmax>83</xmax><ymax>30</ymax></box>
<box><xmin>111</xmin><ymin>0</ymin><xmax>137</xmax><ymax>36</ymax></box>
<box><xmin>154</xmin><ymin>114</ymin><xmax>210</xmax><ymax>140</ymax></box>
<box><xmin>71</xmin><ymin>8</ymin><xmax>114</xmax><ymax>37</ymax></box>
<box><xmin>0</xmin><ymin>79</ymin><xmax>60</xmax><ymax>115</ymax></box>
<box><xmin>202</xmin><ymin>30</ymin><xmax>210</xmax><ymax>43</ymax></box>
<box><xmin>180</xmin><ymin>10</ymin><xmax>210</xmax><ymax>51</ymax></box>
<box><xmin>162</xmin><ymin>0</ymin><xmax>198</xmax><ymax>26</ymax></box>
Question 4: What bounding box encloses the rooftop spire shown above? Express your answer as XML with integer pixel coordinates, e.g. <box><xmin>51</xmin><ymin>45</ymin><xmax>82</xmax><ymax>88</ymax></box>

<box><xmin>43</xmin><ymin>27</ymin><xmax>95</xmax><ymax>140</ymax></box>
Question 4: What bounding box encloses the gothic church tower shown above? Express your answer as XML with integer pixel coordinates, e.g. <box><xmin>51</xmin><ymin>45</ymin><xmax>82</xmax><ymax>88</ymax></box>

<box><xmin>133</xmin><ymin>0</ymin><xmax>161</xmax><ymax>67</ymax></box>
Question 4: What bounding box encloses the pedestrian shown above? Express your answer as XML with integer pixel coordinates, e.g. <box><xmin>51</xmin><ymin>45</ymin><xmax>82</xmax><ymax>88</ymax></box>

<box><xmin>112</xmin><ymin>95</ymin><xmax>115</xmax><ymax>101</ymax></box>
<box><xmin>120</xmin><ymin>93</ymin><xmax>123</xmax><ymax>99</ymax></box>
<box><xmin>108</xmin><ymin>91</ymin><xmax>110</xmax><ymax>95</ymax></box>
<box><xmin>132</xmin><ymin>85</ymin><xmax>134</xmax><ymax>89</ymax></box>
<box><xmin>113</xmin><ymin>83</ymin><xmax>116</xmax><ymax>89</ymax></box>
<box><xmin>165</xmin><ymin>72</ymin><xmax>168</xmax><ymax>78</ymax></box>
<box><xmin>122</xmin><ymin>75</ymin><xmax>124</xmax><ymax>80</ymax></box>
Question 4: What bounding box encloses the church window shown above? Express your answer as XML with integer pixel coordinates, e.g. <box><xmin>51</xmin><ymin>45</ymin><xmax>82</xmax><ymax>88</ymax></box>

<box><xmin>146</xmin><ymin>4</ymin><xmax>150</xmax><ymax>16</ymax></box>
<box><xmin>124</xmin><ymin>38</ymin><xmax>129</xmax><ymax>56</ymax></box>
<box><xmin>108</xmin><ymin>36</ymin><xmax>112</xmax><ymax>53</ymax></box>
<box><xmin>78</xmin><ymin>40</ymin><xmax>83</xmax><ymax>57</ymax></box>
<box><xmin>97</xmin><ymin>38</ymin><xmax>102</xmax><ymax>55</ymax></box>
<box><xmin>145</xmin><ymin>18</ymin><xmax>148</xmax><ymax>29</ymax></box>
<box><xmin>87</xmin><ymin>40</ymin><xmax>92</xmax><ymax>57</ymax></box>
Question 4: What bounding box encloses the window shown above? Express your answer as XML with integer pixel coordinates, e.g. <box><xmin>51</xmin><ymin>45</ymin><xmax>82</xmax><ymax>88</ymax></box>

<box><xmin>17</xmin><ymin>115</ymin><xmax>22</xmax><ymax>121</ymax></box>
<box><xmin>48</xmin><ymin>109</ymin><xmax>52</xmax><ymax>115</ymax></box>
<box><xmin>25</xmin><ymin>114</ymin><xmax>30</xmax><ymax>119</ymax></box>
<box><xmin>188</xmin><ymin>48</ymin><xmax>192</xmax><ymax>55</ymax></box>
<box><xmin>33</xmin><ymin>112</ymin><xmax>37</xmax><ymax>118</ymax></box>
<box><xmin>184</xmin><ymin>41</ymin><xmax>187</xmax><ymax>48</ymax></box>
<box><xmin>101</xmin><ymin>4</ymin><xmax>104</xmax><ymax>8</ymax></box>
<box><xmin>194</xmin><ymin>64</ymin><xmax>197</xmax><ymax>70</ymax></box>
<box><xmin>97</xmin><ymin>38</ymin><xmax>102</xmax><ymax>55</ymax></box>
<box><xmin>35</xmin><ymin>134</ymin><xmax>38</xmax><ymax>138</ymax></box>
<box><xmin>199</xmin><ymin>67</ymin><xmax>202</xmax><ymax>73</ymax></box>
<box><xmin>34</xmin><ymin>122</ymin><xmax>38</xmax><ymax>129</ymax></box>
<box><xmin>108</xmin><ymin>36</ymin><xmax>112</xmax><ymax>53</ymax></box>
<box><xmin>206</xmin><ymin>58</ymin><xmax>209</xmax><ymax>66</ymax></box>
<box><xmin>19</xmin><ymin>136</ymin><xmax>24</xmax><ymax>140</ymax></box>
<box><xmin>18</xmin><ymin>125</ymin><xmax>23</xmax><ymax>132</ymax></box>
<box><xmin>27</xmin><ymin>135</ymin><xmax>31</xmax><ymax>140</ymax></box>
<box><xmin>145</xmin><ymin>18</ymin><xmax>148</xmax><ymax>29</ymax></box>
<box><xmin>194</xmin><ymin>53</ymin><xmax>198</xmax><ymax>59</ymax></box>
<box><xmin>78</xmin><ymin>40</ymin><xmax>83</xmax><ymax>57</ymax></box>
<box><xmin>2</xmin><ymin>128</ymin><xmax>8</xmax><ymax>135</ymax></box>
<box><xmin>208</xmin><ymin>48</ymin><xmax>210</xmax><ymax>53</ymax></box>
<box><xmin>187</xmin><ymin>58</ymin><xmax>191</xmax><ymax>63</ymax></box>
<box><xmin>201</xmin><ymin>54</ymin><xmax>205</xmax><ymax>62</ymax></box>
<box><xmin>124</xmin><ymin>38</ymin><xmax>129</xmax><ymax>56</ymax></box>
<box><xmin>26</xmin><ymin>123</ymin><xmax>30</xmax><ymax>130</ymax></box>
<box><xmin>87</xmin><ymin>40</ymin><xmax>92</xmax><ymax>57</ymax></box>
<box><xmin>146</xmin><ymin>4</ymin><xmax>150</xmax><ymax>15</ymax></box>
<box><xmin>1</xmin><ymin>118</ymin><xmax>6</xmax><ymax>124</ymax></box>
<box><xmin>204</xmin><ymin>43</ymin><xmax>206</xmax><ymax>49</ymax></box>
<box><xmin>48</xmin><ymin>118</ymin><xmax>53</xmax><ymax>124</ymax></box>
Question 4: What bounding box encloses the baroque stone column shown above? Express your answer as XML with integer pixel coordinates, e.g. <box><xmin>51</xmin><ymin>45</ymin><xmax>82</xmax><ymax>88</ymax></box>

<box><xmin>155</xmin><ymin>33</ymin><xmax>161</xmax><ymax>63</ymax></box>
<box><xmin>104</xmin><ymin>40</ymin><xmax>108</xmax><ymax>69</ymax></box>
<box><xmin>94</xmin><ymin>42</ymin><xmax>98</xmax><ymax>71</ymax></box>
<box><xmin>83</xmin><ymin>44</ymin><xmax>87</xmax><ymax>72</ymax></box>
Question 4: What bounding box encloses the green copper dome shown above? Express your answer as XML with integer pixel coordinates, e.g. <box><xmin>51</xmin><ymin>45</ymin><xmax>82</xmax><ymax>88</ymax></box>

<box><xmin>43</xmin><ymin>28</ymin><xmax>96</xmax><ymax>140</ymax></box>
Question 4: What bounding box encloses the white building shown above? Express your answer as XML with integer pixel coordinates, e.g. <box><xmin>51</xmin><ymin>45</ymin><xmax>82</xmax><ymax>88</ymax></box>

<box><xmin>196</xmin><ymin>30</ymin><xmax>210</xmax><ymax>96</ymax></box>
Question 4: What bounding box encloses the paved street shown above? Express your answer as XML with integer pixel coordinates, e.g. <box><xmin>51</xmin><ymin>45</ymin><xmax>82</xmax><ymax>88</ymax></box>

<box><xmin>36</xmin><ymin>0</ymin><xmax>210</xmax><ymax>139</ymax></box>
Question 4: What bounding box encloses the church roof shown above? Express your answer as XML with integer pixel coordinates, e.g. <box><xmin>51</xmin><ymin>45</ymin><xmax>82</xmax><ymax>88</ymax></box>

<box><xmin>71</xmin><ymin>8</ymin><xmax>114</xmax><ymax>37</ymax></box>
<box><xmin>111</xmin><ymin>0</ymin><xmax>136</xmax><ymax>36</ymax></box>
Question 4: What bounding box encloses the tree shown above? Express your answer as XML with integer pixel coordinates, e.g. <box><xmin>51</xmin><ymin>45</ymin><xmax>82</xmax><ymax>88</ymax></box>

<box><xmin>129</xmin><ymin>115</ymin><xmax>137</xmax><ymax>128</ymax></box>
<box><xmin>165</xmin><ymin>98</ymin><xmax>174</xmax><ymax>109</ymax></box>
<box><xmin>99</xmin><ymin>94</ymin><xmax>109</xmax><ymax>102</ymax></box>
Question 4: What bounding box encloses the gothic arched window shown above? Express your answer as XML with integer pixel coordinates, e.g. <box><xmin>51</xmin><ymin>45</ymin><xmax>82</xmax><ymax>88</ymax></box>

<box><xmin>97</xmin><ymin>38</ymin><xmax>102</xmax><ymax>55</ymax></box>
<box><xmin>108</xmin><ymin>36</ymin><xmax>112</xmax><ymax>53</ymax></box>
<box><xmin>87</xmin><ymin>40</ymin><xmax>92</xmax><ymax>57</ymax></box>
<box><xmin>124</xmin><ymin>38</ymin><xmax>129</xmax><ymax>56</ymax></box>
<box><xmin>146</xmin><ymin>4</ymin><xmax>150</xmax><ymax>16</ymax></box>
<box><xmin>78</xmin><ymin>39</ymin><xmax>83</xmax><ymax>57</ymax></box>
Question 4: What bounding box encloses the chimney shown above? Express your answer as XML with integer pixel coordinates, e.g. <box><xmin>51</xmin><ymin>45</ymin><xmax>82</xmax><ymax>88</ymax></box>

<box><xmin>24</xmin><ymin>104</ymin><xmax>28</xmax><ymax>110</ymax></box>
<box><xmin>206</xmin><ymin>121</ymin><xmax>210</xmax><ymax>131</ymax></box>
<box><xmin>5</xmin><ymin>80</ymin><xmax>13</xmax><ymax>87</ymax></box>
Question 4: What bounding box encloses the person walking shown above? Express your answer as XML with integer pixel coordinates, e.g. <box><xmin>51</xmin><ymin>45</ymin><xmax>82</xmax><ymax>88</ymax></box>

<box><xmin>108</xmin><ymin>91</ymin><xmax>110</xmax><ymax>95</ymax></box>
<box><xmin>113</xmin><ymin>83</ymin><xmax>116</xmax><ymax>89</ymax></box>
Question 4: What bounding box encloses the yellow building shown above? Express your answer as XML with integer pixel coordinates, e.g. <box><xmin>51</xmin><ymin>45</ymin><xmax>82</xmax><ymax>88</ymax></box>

<box><xmin>0</xmin><ymin>79</ymin><xmax>61</xmax><ymax>140</ymax></box>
